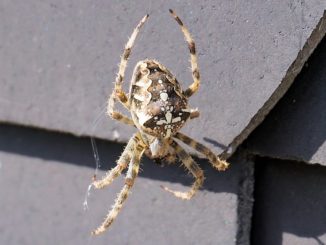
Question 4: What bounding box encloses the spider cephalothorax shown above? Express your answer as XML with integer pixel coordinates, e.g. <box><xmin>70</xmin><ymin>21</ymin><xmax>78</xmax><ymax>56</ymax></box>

<box><xmin>91</xmin><ymin>9</ymin><xmax>229</xmax><ymax>235</ymax></box>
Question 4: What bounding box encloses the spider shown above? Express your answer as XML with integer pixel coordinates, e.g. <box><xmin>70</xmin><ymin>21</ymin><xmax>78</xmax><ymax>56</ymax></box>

<box><xmin>91</xmin><ymin>9</ymin><xmax>229</xmax><ymax>235</ymax></box>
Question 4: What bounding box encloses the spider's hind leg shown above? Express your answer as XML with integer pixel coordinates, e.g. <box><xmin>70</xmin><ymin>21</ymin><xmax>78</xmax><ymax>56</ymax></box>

<box><xmin>92</xmin><ymin>135</ymin><xmax>145</xmax><ymax>235</ymax></box>
<box><xmin>92</xmin><ymin>133</ymin><xmax>142</xmax><ymax>189</ymax></box>
<box><xmin>161</xmin><ymin>141</ymin><xmax>204</xmax><ymax>200</ymax></box>
<box><xmin>175</xmin><ymin>132</ymin><xmax>229</xmax><ymax>171</ymax></box>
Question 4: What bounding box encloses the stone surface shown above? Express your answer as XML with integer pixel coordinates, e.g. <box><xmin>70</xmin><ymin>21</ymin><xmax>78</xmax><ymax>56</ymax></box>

<box><xmin>246</xmin><ymin>36</ymin><xmax>326</xmax><ymax>165</ymax></box>
<box><xmin>0</xmin><ymin>1</ymin><xmax>326</xmax><ymax>157</ymax></box>
<box><xmin>251</xmin><ymin>158</ymin><xmax>326</xmax><ymax>245</ymax></box>
<box><xmin>0</xmin><ymin>124</ymin><xmax>253</xmax><ymax>245</ymax></box>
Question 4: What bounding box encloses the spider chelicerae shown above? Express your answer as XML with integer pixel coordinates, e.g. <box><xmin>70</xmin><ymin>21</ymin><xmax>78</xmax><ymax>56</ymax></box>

<box><xmin>91</xmin><ymin>9</ymin><xmax>229</xmax><ymax>235</ymax></box>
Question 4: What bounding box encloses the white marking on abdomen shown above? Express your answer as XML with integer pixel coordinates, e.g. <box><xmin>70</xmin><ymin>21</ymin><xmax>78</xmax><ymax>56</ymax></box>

<box><xmin>165</xmin><ymin>111</ymin><xmax>172</xmax><ymax>123</ymax></box>
<box><xmin>172</xmin><ymin>117</ymin><xmax>181</xmax><ymax>123</ymax></box>
<box><xmin>137</xmin><ymin>111</ymin><xmax>153</xmax><ymax>125</ymax></box>
<box><xmin>160</xmin><ymin>92</ymin><xmax>168</xmax><ymax>101</ymax></box>
<box><xmin>135</xmin><ymin>79</ymin><xmax>152</xmax><ymax>88</ymax></box>
<box><xmin>134</xmin><ymin>93</ymin><xmax>145</xmax><ymax>101</ymax></box>
<box><xmin>156</xmin><ymin>120</ymin><xmax>166</xmax><ymax>125</ymax></box>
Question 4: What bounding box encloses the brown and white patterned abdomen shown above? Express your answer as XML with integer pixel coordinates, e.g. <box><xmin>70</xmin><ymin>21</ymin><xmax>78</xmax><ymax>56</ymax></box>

<box><xmin>130</xmin><ymin>61</ymin><xmax>190</xmax><ymax>138</ymax></box>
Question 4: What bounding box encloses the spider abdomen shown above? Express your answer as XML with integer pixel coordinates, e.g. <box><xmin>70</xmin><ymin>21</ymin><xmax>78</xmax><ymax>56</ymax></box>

<box><xmin>130</xmin><ymin>60</ymin><xmax>191</xmax><ymax>138</ymax></box>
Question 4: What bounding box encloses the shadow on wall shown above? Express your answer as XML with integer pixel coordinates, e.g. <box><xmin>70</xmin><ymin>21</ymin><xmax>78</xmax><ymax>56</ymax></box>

<box><xmin>247</xmin><ymin>35</ymin><xmax>326</xmax><ymax>163</ymax></box>
<box><xmin>251</xmin><ymin>157</ymin><xmax>326</xmax><ymax>245</ymax></box>
<box><xmin>0</xmin><ymin>123</ymin><xmax>240</xmax><ymax>194</ymax></box>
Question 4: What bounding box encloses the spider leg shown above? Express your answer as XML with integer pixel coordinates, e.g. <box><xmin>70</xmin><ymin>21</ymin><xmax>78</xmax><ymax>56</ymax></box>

<box><xmin>92</xmin><ymin>137</ymin><xmax>145</xmax><ymax>235</ymax></box>
<box><xmin>163</xmin><ymin>151</ymin><xmax>177</xmax><ymax>165</ymax></box>
<box><xmin>189</xmin><ymin>108</ymin><xmax>200</xmax><ymax>119</ymax></box>
<box><xmin>107</xmin><ymin>92</ymin><xmax>135</xmax><ymax>126</ymax></box>
<box><xmin>145</xmin><ymin>142</ymin><xmax>177</xmax><ymax>165</ymax></box>
<box><xmin>114</xmin><ymin>13</ymin><xmax>149</xmax><ymax>106</ymax></box>
<box><xmin>174</xmin><ymin>132</ymin><xmax>229</xmax><ymax>171</ymax></box>
<box><xmin>161</xmin><ymin>140</ymin><xmax>204</xmax><ymax>200</ymax></box>
<box><xmin>92</xmin><ymin>133</ymin><xmax>142</xmax><ymax>189</ymax></box>
<box><xmin>169</xmin><ymin>9</ymin><xmax>200</xmax><ymax>98</ymax></box>
<box><xmin>108</xmin><ymin>14</ymin><xmax>149</xmax><ymax>125</ymax></box>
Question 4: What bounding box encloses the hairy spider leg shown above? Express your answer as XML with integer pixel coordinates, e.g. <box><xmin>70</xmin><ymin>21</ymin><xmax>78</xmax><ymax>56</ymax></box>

<box><xmin>107</xmin><ymin>93</ymin><xmax>135</xmax><ymax>126</ymax></box>
<box><xmin>161</xmin><ymin>140</ymin><xmax>204</xmax><ymax>200</ymax></box>
<box><xmin>108</xmin><ymin>14</ymin><xmax>149</xmax><ymax>125</ymax></box>
<box><xmin>92</xmin><ymin>136</ymin><xmax>145</xmax><ymax>235</ymax></box>
<box><xmin>174</xmin><ymin>132</ymin><xmax>229</xmax><ymax>171</ymax></box>
<box><xmin>189</xmin><ymin>108</ymin><xmax>200</xmax><ymax>119</ymax></box>
<box><xmin>92</xmin><ymin>133</ymin><xmax>143</xmax><ymax>189</ymax></box>
<box><xmin>169</xmin><ymin>9</ymin><xmax>200</xmax><ymax>98</ymax></box>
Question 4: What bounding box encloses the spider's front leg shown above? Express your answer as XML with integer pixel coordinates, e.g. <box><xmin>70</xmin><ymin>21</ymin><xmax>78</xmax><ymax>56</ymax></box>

<box><xmin>108</xmin><ymin>14</ymin><xmax>149</xmax><ymax>126</ymax></box>
<box><xmin>161</xmin><ymin>141</ymin><xmax>204</xmax><ymax>200</ymax></box>
<box><xmin>92</xmin><ymin>135</ymin><xmax>146</xmax><ymax>235</ymax></box>
<box><xmin>169</xmin><ymin>9</ymin><xmax>200</xmax><ymax>98</ymax></box>
<box><xmin>175</xmin><ymin>132</ymin><xmax>229</xmax><ymax>171</ymax></box>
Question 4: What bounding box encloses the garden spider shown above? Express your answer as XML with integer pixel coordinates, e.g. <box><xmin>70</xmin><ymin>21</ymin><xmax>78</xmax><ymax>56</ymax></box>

<box><xmin>91</xmin><ymin>9</ymin><xmax>229</xmax><ymax>235</ymax></box>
